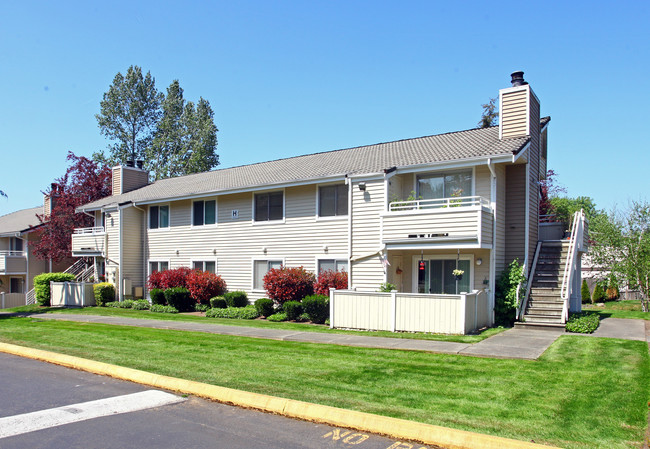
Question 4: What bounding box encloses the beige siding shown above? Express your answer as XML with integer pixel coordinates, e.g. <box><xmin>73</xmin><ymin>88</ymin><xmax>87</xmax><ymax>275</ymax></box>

<box><xmin>527</xmin><ymin>92</ymin><xmax>541</xmax><ymax>271</ymax></box>
<box><xmin>112</xmin><ymin>167</ymin><xmax>121</xmax><ymax>196</ymax></box>
<box><xmin>121</xmin><ymin>206</ymin><xmax>145</xmax><ymax>295</ymax></box>
<box><xmin>121</xmin><ymin>167</ymin><xmax>148</xmax><ymax>193</ymax></box>
<box><xmin>505</xmin><ymin>164</ymin><xmax>526</xmax><ymax>266</ymax></box>
<box><xmin>147</xmin><ymin>185</ymin><xmax>348</xmax><ymax>300</ymax></box>
<box><xmin>350</xmin><ymin>179</ymin><xmax>384</xmax><ymax>291</ymax></box>
<box><xmin>501</xmin><ymin>88</ymin><xmax>528</xmax><ymax>139</ymax></box>
<box><xmin>104</xmin><ymin>209</ymin><xmax>120</xmax><ymax>296</ymax></box>
<box><xmin>475</xmin><ymin>165</ymin><xmax>491</xmax><ymax>202</ymax></box>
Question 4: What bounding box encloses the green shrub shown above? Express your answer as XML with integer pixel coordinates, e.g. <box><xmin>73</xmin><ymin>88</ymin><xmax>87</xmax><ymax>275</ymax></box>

<box><xmin>581</xmin><ymin>279</ymin><xmax>591</xmax><ymax>304</ymax></box>
<box><xmin>195</xmin><ymin>303</ymin><xmax>209</xmax><ymax>312</ymax></box>
<box><xmin>267</xmin><ymin>312</ymin><xmax>288</xmax><ymax>322</ymax></box>
<box><xmin>210</xmin><ymin>296</ymin><xmax>227</xmax><ymax>309</ymax></box>
<box><xmin>298</xmin><ymin>312</ymin><xmax>310</xmax><ymax>322</ymax></box>
<box><xmin>149</xmin><ymin>289</ymin><xmax>166</xmax><ymax>305</ymax></box>
<box><xmin>255</xmin><ymin>298</ymin><xmax>275</xmax><ymax>317</ymax></box>
<box><xmin>566</xmin><ymin>312</ymin><xmax>600</xmax><ymax>333</ymax></box>
<box><xmin>132</xmin><ymin>299</ymin><xmax>150</xmax><ymax>310</ymax></box>
<box><xmin>302</xmin><ymin>294</ymin><xmax>329</xmax><ymax>324</ymax></box>
<box><xmin>164</xmin><ymin>287</ymin><xmax>193</xmax><ymax>312</ymax></box>
<box><xmin>378</xmin><ymin>282</ymin><xmax>396</xmax><ymax>292</ymax></box>
<box><xmin>224</xmin><ymin>291</ymin><xmax>249</xmax><ymax>308</ymax></box>
<box><xmin>105</xmin><ymin>301</ymin><xmax>120</xmax><ymax>308</ymax></box>
<box><xmin>495</xmin><ymin>259</ymin><xmax>526</xmax><ymax>326</ymax></box>
<box><xmin>150</xmin><ymin>304</ymin><xmax>179</xmax><ymax>314</ymax></box>
<box><xmin>93</xmin><ymin>282</ymin><xmax>116</xmax><ymax>307</ymax></box>
<box><xmin>282</xmin><ymin>300</ymin><xmax>303</xmax><ymax>321</ymax></box>
<box><xmin>592</xmin><ymin>283</ymin><xmax>605</xmax><ymax>303</ymax></box>
<box><xmin>33</xmin><ymin>272</ymin><xmax>76</xmax><ymax>306</ymax></box>
<box><xmin>205</xmin><ymin>305</ymin><xmax>259</xmax><ymax>319</ymax></box>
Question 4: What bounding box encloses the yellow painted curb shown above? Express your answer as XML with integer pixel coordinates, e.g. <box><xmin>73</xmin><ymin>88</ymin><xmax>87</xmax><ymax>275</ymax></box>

<box><xmin>0</xmin><ymin>342</ymin><xmax>561</xmax><ymax>449</ymax></box>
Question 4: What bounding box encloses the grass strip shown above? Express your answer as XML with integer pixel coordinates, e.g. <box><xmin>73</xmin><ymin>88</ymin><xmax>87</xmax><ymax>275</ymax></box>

<box><xmin>584</xmin><ymin>300</ymin><xmax>650</xmax><ymax>320</ymax></box>
<box><xmin>0</xmin><ymin>316</ymin><xmax>648</xmax><ymax>449</ymax></box>
<box><xmin>1</xmin><ymin>305</ymin><xmax>505</xmax><ymax>343</ymax></box>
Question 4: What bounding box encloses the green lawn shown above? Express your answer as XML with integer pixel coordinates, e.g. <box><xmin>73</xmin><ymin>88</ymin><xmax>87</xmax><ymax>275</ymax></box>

<box><xmin>0</xmin><ymin>305</ymin><xmax>505</xmax><ymax>343</ymax></box>
<box><xmin>584</xmin><ymin>300</ymin><xmax>650</xmax><ymax>320</ymax></box>
<box><xmin>0</xmin><ymin>316</ymin><xmax>647</xmax><ymax>449</ymax></box>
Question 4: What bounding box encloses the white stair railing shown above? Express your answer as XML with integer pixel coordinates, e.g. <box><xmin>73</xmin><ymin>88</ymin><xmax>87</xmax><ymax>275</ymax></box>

<box><xmin>560</xmin><ymin>210</ymin><xmax>585</xmax><ymax>322</ymax></box>
<box><xmin>26</xmin><ymin>288</ymin><xmax>36</xmax><ymax>305</ymax></box>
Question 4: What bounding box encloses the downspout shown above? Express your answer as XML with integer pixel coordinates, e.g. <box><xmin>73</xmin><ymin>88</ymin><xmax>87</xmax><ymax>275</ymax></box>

<box><xmin>487</xmin><ymin>158</ymin><xmax>497</xmax><ymax>326</ymax></box>
<box><xmin>524</xmin><ymin>155</ymin><xmax>530</xmax><ymax>269</ymax></box>
<box><xmin>133</xmin><ymin>203</ymin><xmax>147</xmax><ymax>299</ymax></box>
<box><xmin>346</xmin><ymin>176</ymin><xmax>352</xmax><ymax>289</ymax></box>
<box><xmin>381</xmin><ymin>167</ymin><xmax>397</xmax><ymax>285</ymax></box>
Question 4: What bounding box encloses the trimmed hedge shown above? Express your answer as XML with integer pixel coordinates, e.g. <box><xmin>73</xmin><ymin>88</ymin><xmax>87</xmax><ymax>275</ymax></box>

<box><xmin>283</xmin><ymin>300</ymin><xmax>303</xmax><ymax>321</ymax></box>
<box><xmin>210</xmin><ymin>297</ymin><xmax>227</xmax><ymax>309</ymax></box>
<box><xmin>205</xmin><ymin>305</ymin><xmax>259</xmax><ymax>319</ymax></box>
<box><xmin>302</xmin><ymin>294</ymin><xmax>329</xmax><ymax>324</ymax></box>
<box><xmin>187</xmin><ymin>270</ymin><xmax>227</xmax><ymax>305</ymax></box>
<box><xmin>255</xmin><ymin>298</ymin><xmax>275</xmax><ymax>317</ymax></box>
<box><xmin>149</xmin><ymin>289</ymin><xmax>166</xmax><ymax>305</ymax></box>
<box><xmin>164</xmin><ymin>287</ymin><xmax>193</xmax><ymax>312</ymax></box>
<box><xmin>566</xmin><ymin>312</ymin><xmax>600</xmax><ymax>333</ymax></box>
<box><xmin>94</xmin><ymin>282</ymin><xmax>116</xmax><ymax>306</ymax></box>
<box><xmin>33</xmin><ymin>272</ymin><xmax>76</xmax><ymax>306</ymax></box>
<box><xmin>224</xmin><ymin>291</ymin><xmax>249</xmax><ymax>308</ymax></box>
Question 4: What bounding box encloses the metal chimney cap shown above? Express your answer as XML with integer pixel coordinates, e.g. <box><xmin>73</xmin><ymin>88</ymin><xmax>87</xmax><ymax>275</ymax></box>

<box><xmin>510</xmin><ymin>71</ymin><xmax>527</xmax><ymax>87</ymax></box>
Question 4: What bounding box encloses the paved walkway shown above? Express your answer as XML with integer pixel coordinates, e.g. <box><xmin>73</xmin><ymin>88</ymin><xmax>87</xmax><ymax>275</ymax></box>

<box><xmin>4</xmin><ymin>313</ymin><xmax>648</xmax><ymax>360</ymax></box>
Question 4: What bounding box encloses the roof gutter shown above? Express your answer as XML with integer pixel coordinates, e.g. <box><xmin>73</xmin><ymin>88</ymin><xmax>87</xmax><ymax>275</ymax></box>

<box><xmin>512</xmin><ymin>142</ymin><xmax>530</xmax><ymax>163</ymax></box>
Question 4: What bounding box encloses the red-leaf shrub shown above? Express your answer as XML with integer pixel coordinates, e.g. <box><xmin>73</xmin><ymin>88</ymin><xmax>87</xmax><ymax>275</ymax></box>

<box><xmin>186</xmin><ymin>270</ymin><xmax>227</xmax><ymax>305</ymax></box>
<box><xmin>147</xmin><ymin>267</ymin><xmax>194</xmax><ymax>290</ymax></box>
<box><xmin>263</xmin><ymin>266</ymin><xmax>315</xmax><ymax>305</ymax></box>
<box><xmin>314</xmin><ymin>270</ymin><xmax>348</xmax><ymax>296</ymax></box>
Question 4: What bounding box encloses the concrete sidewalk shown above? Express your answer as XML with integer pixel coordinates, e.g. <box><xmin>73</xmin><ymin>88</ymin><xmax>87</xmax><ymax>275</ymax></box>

<box><xmin>5</xmin><ymin>313</ymin><xmax>648</xmax><ymax>360</ymax></box>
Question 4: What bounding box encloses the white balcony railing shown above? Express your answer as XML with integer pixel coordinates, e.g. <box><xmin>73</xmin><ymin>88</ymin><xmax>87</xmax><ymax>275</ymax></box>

<box><xmin>0</xmin><ymin>250</ymin><xmax>26</xmax><ymax>257</ymax></box>
<box><xmin>73</xmin><ymin>226</ymin><xmax>105</xmax><ymax>235</ymax></box>
<box><xmin>388</xmin><ymin>195</ymin><xmax>490</xmax><ymax>212</ymax></box>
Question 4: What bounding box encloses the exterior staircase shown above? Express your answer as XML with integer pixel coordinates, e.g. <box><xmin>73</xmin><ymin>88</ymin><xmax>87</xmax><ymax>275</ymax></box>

<box><xmin>517</xmin><ymin>241</ymin><xmax>569</xmax><ymax>329</ymax></box>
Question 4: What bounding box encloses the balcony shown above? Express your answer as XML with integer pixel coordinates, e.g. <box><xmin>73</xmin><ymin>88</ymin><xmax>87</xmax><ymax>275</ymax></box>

<box><xmin>0</xmin><ymin>251</ymin><xmax>27</xmax><ymax>274</ymax></box>
<box><xmin>381</xmin><ymin>196</ymin><xmax>493</xmax><ymax>249</ymax></box>
<box><xmin>71</xmin><ymin>227</ymin><xmax>106</xmax><ymax>257</ymax></box>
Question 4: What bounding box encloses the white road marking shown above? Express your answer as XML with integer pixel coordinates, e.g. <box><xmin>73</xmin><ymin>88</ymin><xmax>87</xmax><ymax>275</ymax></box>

<box><xmin>0</xmin><ymin>390</ymin><xmax>186</xmax><ymax>439</ymax></box>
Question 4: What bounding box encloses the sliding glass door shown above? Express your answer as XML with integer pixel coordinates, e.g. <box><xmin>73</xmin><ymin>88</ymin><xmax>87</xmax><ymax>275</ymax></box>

<box><xmin>417</xmin><ymin>259</ymin><xmax>470</xmax><ymax>294</ymax></box>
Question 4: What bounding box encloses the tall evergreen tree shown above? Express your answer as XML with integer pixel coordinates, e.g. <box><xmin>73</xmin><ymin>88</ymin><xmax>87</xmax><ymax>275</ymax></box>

<box><xmin>478</xmin><ymin>97</ymin><xmax>499</xmax><ymax>128</ymax></box>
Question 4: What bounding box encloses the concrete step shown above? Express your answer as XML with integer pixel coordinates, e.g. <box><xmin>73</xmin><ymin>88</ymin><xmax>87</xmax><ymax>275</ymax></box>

<box><xmin>522</xmin><ymin>313</ymin><xmax>564</xmax><ymax>324</ymax></box>
<box><xmin>514</xmin><ymin>321</ymin><xmax>566</xmax><ymax>330</ymax></box>
<box><xmin>526</xmin><ymin>307</ymin><xmax>562</xmax><ymax>317</ymax></box>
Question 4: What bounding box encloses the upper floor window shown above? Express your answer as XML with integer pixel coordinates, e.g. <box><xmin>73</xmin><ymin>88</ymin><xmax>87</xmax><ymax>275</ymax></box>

<box><xmin>193</xmin><ymin>200</ymin><xmax>216</xmax><ymax>226</ymax></box>
<box><xmin>10</xmin><ymin>237</ymin><xmax>23</xmax><ymax>252</ymax></box>
<box><xmin>417</xmin><ymin>170</ymin><xmax>472</xmax><ymax>200</ymax></box>
<box><xmin>255</xmin><ymin>192</ymin><xmax>283</xmax><ymax>222</ymax></box>
<box><xmin>319</xmin><ymin>185</ymin><xmax>348</xmax><ymax>217</ymax></box>
<box><xmin>149</xmin><ymin>205</ymin><xmax>169</xmax><ymax>229</ymax></box>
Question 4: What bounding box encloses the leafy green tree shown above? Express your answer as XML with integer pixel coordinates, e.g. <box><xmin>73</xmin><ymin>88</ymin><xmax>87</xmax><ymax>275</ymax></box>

<box><xmin>95</xmin><ymin>65</ymin><xmax>163</xmax><ymax>165</ymax></box>
<box><xmin>477</xmin><ymin>97</ymin><xmax>498</xmax><ymax>128</ymax></box>
<box><xmin>495</xmin><ymin>259</ymin><xmax>526</xmax><ymax>326</ymax></box>
<box><xmin>590</xmin><ymin>200</ymin><xmax>650</xmax><ymax>312</ymax></box>
<box><xmin>95</xmin><ymin>67</ymin><xmax>219</xmax><ymax>181</ymax></box>
<box><xmin>550</xmin><ymin>196</ymin><xmax>602</xmax><ymax>226</ymax></box>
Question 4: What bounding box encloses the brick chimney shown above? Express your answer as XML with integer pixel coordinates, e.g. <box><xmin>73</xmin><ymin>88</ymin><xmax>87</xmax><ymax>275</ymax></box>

<box><xmin>112</xmin><ymin>161</ymin><xmax>149</xmax><ymax>195</ymax></box>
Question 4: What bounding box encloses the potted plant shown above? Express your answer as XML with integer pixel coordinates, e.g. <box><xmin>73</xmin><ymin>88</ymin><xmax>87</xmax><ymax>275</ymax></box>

<box><xmin>452</xmin><ymin>269</ymin><xmax>464</xmax><ymax>281</ymax></box>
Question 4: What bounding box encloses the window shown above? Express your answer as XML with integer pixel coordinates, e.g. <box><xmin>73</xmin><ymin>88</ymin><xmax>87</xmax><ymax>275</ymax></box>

<box><xmin>193</xmin><ymin>261</ymin><xmax>216</xmax><ymax>273</ymax></box>
<box><xmin>10</xmin><ymin>278</ymin><xmax>23</xmax><ymax>294</ymax></box>
<box><xmin>149</xmin><ymin>205</ymin><xmax>169</xmax><ymax>229</ymax></box>
<box><xmin>417</xmin><ymin>170</ymin><xmax>472</xmax><ymax>200</ymax></box>
<box><xmin>253</xmin><ymin>260</ymin><xmax>283</xmax><ymax>290</ymax></box>
<box><xmin>417</xmin><ymin>259</ymin><xmax>470</xmax><ymax>294</ymax></box>
<box><xmin>319</xmin><ymin>185</ymin><xmax>348</xmax><ymax>217</ymax></box>
<box><xmin>149</xmin><ymin>261</ymin><xmax>169</xmax><ymax>274</ymax></box>
<box><xmin>10</xmin><ymin>237</ymin><xmax>23</xmax><ymax>252</ymax></box>
<box><xmin>254</xmin><ymin>192</ymin><xmax>283</xmax><ymax>221</ymax></box>
<box><xmin>318</xmin><ymin>259</ymin><xmax>348</xmax><ymax>273</ymax></box>
<box><xmin>193</xmin><ymin>200</ymin><xmax>216</xmax><ymax>226</ymax></box>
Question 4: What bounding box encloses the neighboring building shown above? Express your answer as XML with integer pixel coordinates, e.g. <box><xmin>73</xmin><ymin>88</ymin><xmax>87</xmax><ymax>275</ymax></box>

<box><xmin>72</xmin><ymin>72</ymin><xmax>584</xmax><ymax>326</ymax></box>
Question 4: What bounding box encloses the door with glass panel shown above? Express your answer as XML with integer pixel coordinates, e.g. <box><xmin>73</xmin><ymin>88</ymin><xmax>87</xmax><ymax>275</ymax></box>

<box><xmin>417</xmin><ymin>259</ymin><xmax>470</xmax><ymax>294</ymax></box>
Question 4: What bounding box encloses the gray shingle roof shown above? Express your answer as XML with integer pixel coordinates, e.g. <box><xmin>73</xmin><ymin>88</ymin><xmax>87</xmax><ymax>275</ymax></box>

<box><xmin>0</xmin><ymin>206</ymin><xmax>43</xmax><ymax>235</ymax></box>
<box><xmin>81</xmin><ymin>122</ymin><xmax>544</xmax><ymax>210</ymax></box>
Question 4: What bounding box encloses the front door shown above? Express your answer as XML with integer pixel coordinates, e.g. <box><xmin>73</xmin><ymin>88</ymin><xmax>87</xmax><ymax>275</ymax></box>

<box><xmin>417</xmin><ymin>259</ymin><xmax>470</xmax><ymax>294</ymax></box>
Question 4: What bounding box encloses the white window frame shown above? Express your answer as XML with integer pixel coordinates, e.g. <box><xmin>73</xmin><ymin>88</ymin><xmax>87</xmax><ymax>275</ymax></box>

<box><xmin>191</xmin><ymin>198</ymin><xmax>218</xmax><ymax>227</ymax></box>
<box><xmin>148</xmin><ymin>260</ymin><xmax>171</xmax><ymax>279</ymax></box>
<box><xmin>316</xmin><ymin>183</ymin><xmax>348</xmax><ymax>220</ymax></box>
<box><xmin>148</xmin><ymin>204</ymin><xmax>170</xmax><ymax>230</ymax></box>
<box><xmin>315</xmin><ymin>257</ymin><xmax>349</xmax><ymax>274</ymax></box>
<box><xmin>412</xmin><ymin>168</ymin><xmax>475</xmax><ymax>199</ymax></box>
<box><xmin>191</xmin><ymin>259</ymin><xmax>218</xmax><ymax>273</ymax></box>
<box><xmin>411</xmin><ymin>254</ymin><xmax>474</xmax><ymax>294</ymax></box>
<box><xmin>9</xmin><ymin>277</ymin><xmax>24</xmax><ymax>294</ymax></box>
<box><xmin>251</xmin><ymin>258</ymin><xmax>285</xmax><ymax>291</ymax></box>
<box><xmin>252</xmin><ymin>190</ymin><xmax>285</xmax><ymax>225</ymax></box>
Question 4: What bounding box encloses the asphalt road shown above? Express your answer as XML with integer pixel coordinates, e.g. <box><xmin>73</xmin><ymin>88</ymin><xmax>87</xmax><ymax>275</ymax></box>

<box><xmin>0</xmin><ymin>353</ymin><xmax>438</xmax><ymax>449</ymax></box>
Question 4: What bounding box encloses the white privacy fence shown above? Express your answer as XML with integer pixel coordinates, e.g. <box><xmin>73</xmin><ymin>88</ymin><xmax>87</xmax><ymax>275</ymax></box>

<box><xmin>50</xmin><ymin>282</ymin><xmax>95</xmax><ymax>307</ymax></box>
<box><xmin>330</xmin><ymin>289</ymin><xmax>490</xmax><ymax>335</ymax></box>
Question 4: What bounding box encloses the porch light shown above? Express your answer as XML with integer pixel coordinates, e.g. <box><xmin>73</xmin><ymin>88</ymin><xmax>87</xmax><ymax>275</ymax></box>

<box><xmin>358</xmin><ymin>182</ymin><xmax>366</xmax><ymax>191</ymax></box>
<box><xmin>476</xmin><ymin>258</ymin><xmax>483</xmax><ymax>266</ymax></box>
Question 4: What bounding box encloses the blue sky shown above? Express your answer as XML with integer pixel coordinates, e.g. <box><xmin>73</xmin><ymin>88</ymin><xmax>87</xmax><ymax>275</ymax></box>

<box><xmin>1</xmin><ymin>0</ymin><xmax>648</xmax><ymax>215</ymax></box>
